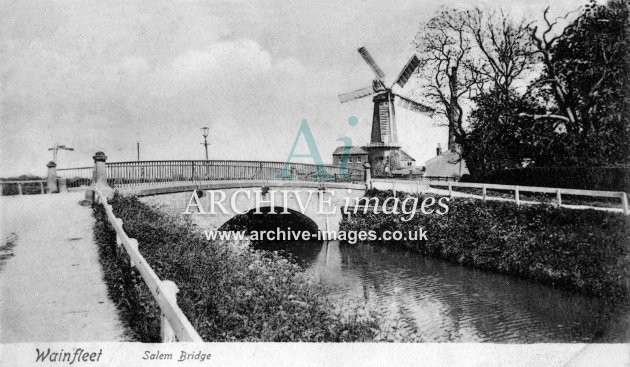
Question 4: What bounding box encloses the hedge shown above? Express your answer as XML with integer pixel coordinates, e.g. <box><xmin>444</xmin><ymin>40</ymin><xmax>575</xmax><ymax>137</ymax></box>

<box><xmin>461</xmin><ymin>167</ymin><xmax>630</xmax><ymax>194</ymax></box>
<box><xmin>92</xmin><ymin>194</ymin><xmax>381</xmax><ymax>342</ymax></box>
<box><xmin>340</xmin><ymin>189</ymin><xmax>630</xmax><ymax>300</ymax></box>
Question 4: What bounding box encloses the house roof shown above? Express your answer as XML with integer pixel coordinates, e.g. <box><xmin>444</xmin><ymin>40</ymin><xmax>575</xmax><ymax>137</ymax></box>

<box><xmin>398</xmin><ymin>149</ymin><xmax>416</xmax><ymax>161</ymax></box>
<box><xmin>332</xmin><ymin>146</ymin><xmax>368</xmax><ymax>155</ymax></box>
<box><xmin>424</xmin><ymin>150</ymin><xmax>469</xmax><ymax>177</ymax></box>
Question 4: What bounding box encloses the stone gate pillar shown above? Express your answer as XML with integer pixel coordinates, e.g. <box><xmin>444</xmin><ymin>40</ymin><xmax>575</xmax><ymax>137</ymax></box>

<box><xmin>85</xmin><ymin>151</ymin><xmax>113</xmax><ymax>202</ymax></box>
<box><xmin>47</xmin><ymin>161</ymin><xmax>58</xmax><ymax>193</ymax></box>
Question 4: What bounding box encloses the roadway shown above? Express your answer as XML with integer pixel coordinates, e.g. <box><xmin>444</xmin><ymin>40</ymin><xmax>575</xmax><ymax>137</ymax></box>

<box><xmin>0</xmin><ymin>192</ymin><xmax>125</xmax><ymax>342</ymax></box>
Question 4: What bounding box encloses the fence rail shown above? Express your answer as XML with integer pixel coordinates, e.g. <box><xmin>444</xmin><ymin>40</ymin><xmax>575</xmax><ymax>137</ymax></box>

<box><xmin>428</xmin><ymin>181</ymin><xmax>629</xmax><ymax>215</ymax></box>
<box><xmin>105</xmin><ymin>160</ymin><xmax>364</xmax><ymax>188</ymax></box>
<box><xmin>94</xmin><ymin>187</ymin><xmax>202</xmax><ymax>342</ymax></box>
<box><xmin>1</xmin><ymin>180</ymin><xmax>47</xmax><ymax>196</ymax></box>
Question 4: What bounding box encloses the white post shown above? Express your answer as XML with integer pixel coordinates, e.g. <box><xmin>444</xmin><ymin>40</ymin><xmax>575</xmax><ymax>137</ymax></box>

<box><xmin>448</xmin><ymin>182</ymin><xmax>452</xmax><ymax>197</ymax></box>
<box><xmin>515</xmin><ymin>186</ymin><xmax>520</xmax><ymax>206</ymax></box>
<box><xmin>621</xmin><ymin>192</ymin><xmax>629</xmax><ymax>216</ymax></box>
<box><xmin>115</xmin><ymin>218</ymin><xmax>124</xmax><ymax>255</ymax></box>
<box><xmin>128</xmin><ymin>238</ymin><xmax>139</xmax><ymax>269</ymax></box>
<box><xmin>556</xmin><ymin>189</ymin><xmax>562</xmax><ymax>208</ymax></box>
<box><xmin>160</xmin><ymin>280</ymin><xmax>179</xmax><ymax>342</ymax></box>
<box><xmin>482</xmin><ymin>185</ymin><xmax>487</xmax><ymax>201</ymax></box>
<box><xmin>17</xmin><ymin>183</ymin><xmax>22</xmax><ymax>196</ymax></box>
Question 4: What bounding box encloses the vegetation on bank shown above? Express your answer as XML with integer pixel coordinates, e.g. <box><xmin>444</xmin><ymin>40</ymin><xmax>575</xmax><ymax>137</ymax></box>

<box><xmin>92</xmin><ymin>194</ymin><xmax>380</xmax><ymax>342</ymax></box>
<box><xmin>340</xmin><ymin>189</ymin><xmax>630</xmax><ymax>300</ymax></box>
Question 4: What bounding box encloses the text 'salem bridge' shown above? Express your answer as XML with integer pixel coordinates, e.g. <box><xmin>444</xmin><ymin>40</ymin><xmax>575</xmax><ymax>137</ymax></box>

<box><xmin>56</xmin><ymin>160</ymin><xmax>365</xmax><ymax>189</ymax></box>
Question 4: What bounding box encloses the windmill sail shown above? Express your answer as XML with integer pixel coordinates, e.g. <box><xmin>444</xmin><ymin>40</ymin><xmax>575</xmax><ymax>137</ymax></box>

<box><xmin>395</xmin><ymin>93</ymin><xmax>435</xmax><ymax>115</ymax></box>
<box><xmin>358</xmin><ymin>47</ymin><xmax>386</xmax><ymax>80</ymax></box>
<box><xmin>394</xmin><ymin>55</ymin><xmax>421</xmax><ymax>88</ymax></box>
<box><xmin>339</xmin><ymin>86</ymin><xmax>375</xmax><ymax>103</ymax></box>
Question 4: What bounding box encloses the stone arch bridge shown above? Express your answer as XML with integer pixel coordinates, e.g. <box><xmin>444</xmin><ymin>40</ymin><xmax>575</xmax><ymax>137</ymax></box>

<box><xmin>81</xmin><ymin>153</ymin><xmax>370</xmax><ymax>236</ymax></box>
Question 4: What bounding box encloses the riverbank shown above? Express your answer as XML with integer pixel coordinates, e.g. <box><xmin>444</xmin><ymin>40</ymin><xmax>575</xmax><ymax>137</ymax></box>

<box><xmin>92</xmin><ymin>194</ymin><xmax>381</xmax><ymax>342</ymax></box>
<box><xmin>340</xmin><ymin>189</ymin><xmax>630</xmax><ymax>300</ymax></box>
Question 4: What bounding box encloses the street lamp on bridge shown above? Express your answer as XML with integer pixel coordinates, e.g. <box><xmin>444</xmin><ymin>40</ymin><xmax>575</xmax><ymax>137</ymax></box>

<box><xmin>201</xmin><ymin>127</ymin><xmax>210</xmax><ymax>161</ymax></box>
<box><xmin>48</xmin><ymin>144</ymin><xmax>74</xmax><ymax>163</ymax></box>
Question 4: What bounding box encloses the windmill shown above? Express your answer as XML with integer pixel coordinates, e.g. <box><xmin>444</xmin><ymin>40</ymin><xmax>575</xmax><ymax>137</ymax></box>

<box><xmin>339</xmin><ymin>46</ymin><xmax>434</xmax><ymax>175</ymax></box>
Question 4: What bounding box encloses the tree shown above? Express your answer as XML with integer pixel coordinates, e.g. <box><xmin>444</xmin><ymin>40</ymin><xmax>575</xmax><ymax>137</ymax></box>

<box><xmin>414</xmin><ymin>7</ymin><xmax>537</xmax><ymax>156</ymax></box>
<box><xmin>414</xmin><ymin>8</ymin><xmax>478</xmax><ymax>151</ymax></box>
<box><xmin>463</xmin><ymin>7</ymin><xmax>537</xmax><ymax>99</ymax></box>
<box><xmin>462</xmin><ymin>89</ymin><xmax>563</xmax><ymax>172</ymax></box>
<box><xmin>528</xmin><ymin>0</ymin><xmax>629</xmax><ymax>165</ymax></box>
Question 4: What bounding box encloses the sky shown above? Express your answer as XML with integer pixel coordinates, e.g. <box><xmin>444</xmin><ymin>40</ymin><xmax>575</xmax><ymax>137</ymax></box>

<box><xmin>0</xmin><ymin>0</ymin><xmax>584</xmax><ymax>176</ymax></box>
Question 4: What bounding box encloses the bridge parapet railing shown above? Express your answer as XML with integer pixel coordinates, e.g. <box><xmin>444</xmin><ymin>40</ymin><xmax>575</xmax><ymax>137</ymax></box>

<box><xmin>93</xmin><ymin>187</ymin><xmax>203</xmax><ymax>342</ymax></box>
<box><xmin>57</xmin><ymin>167</ymin><xmax>94</xmax><ymax>189</ymax></box>
<box><xmin>106</xmin><ymin>160</ymin><xmax>364</xmax><ymax>188</ymax></box>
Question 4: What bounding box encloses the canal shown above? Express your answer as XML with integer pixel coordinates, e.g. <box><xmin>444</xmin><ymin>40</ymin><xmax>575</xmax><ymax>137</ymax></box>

<box><xmin>255</xmin><ymin>240</ymin><xmax>629</xmax><ymax>343</ymax></box>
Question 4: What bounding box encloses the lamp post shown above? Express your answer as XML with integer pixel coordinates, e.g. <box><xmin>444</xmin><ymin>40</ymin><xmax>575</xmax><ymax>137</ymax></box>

<box><xmin>48</xmin><ymin>144</ymin><xmax>74</xmax><ymax>163</ymax></box>
<box><xmin>201</xmin><ymin>127</ymin><xmax>209</xmax><ymax>161</ymax></box>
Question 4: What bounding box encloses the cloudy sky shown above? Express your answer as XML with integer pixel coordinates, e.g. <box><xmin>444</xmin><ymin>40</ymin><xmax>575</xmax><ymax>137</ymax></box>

<box><xmin>0</xmin><ymin>0</ymin><xmax>583</xmax><ymax>176</ymax></box>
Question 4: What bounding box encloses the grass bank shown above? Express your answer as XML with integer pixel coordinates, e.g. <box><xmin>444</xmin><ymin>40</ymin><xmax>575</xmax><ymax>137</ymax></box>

<box><xmin>93</xmin><ymin>194</ymin><xmax>380</xmax><ymax>342</ymax></box>
<box><xmin>340</xmin><ymin>189</ymin><xmax>630</xmax><ymax>300</ymax></box>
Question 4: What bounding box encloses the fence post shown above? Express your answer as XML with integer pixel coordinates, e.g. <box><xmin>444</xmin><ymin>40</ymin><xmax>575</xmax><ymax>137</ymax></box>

<box><xmin>160</xmin><ymin>280</ymin><xmax>179</xmax><ymax>342</ymax></box>
<box><xmin>482</xmin><ymin>184</ymin><xmax>487</xmax><ymax>201</ymax></box>
<box><xmin>128</xmin><ymin>238</ymin><xmax>139</xmax><ymax>269</ymax></box>
<box><xmin>363</xmin><ymin>163</ymin><xmax>372</xmax><ymax>190</ymax></box>
<box><xmin>115</xmin><ymin>218</ymin><xmax>124</xmax><ymax>256</ymax></box>
<box><xmin>86</xmin><ymin>151</ymin><xmax>112</xmax><ymax>202</ymax></box>
<box><xmin>448</xmin><ymin>182</ymin><xmax>452</xmax><ymax>197</ymax></box>
<box><xmin>556</xmin><ymin>189</ymin><xmax>562</xmax><ymax>208</ymax></box>
<box><xmin>47</xmin><ymin>161</ymin><xmax>58</xmax><ymax>193</ymax></box>
<box><xmin>39</xmin><ymin>182</ymin><xmax>44</xmax><ymax>194</ymax></box>
<box><xmin>17</xmin><ymin>183</ymin><xmax>23</xmax><ymax>196</ymax></box>
<box><xmin>392</xmin><ymin>178</ymin><xmax>396</xmax><ymax>196</ymax></box>
<box><xmin>515</xmin><ymin>186</ymin><xmax>520</xmax><ymax>206</ymax></box>
<box><xmin>621</xmin><ymin>192</ymin><xmax>629</xmax><ymax>216</ymax></box>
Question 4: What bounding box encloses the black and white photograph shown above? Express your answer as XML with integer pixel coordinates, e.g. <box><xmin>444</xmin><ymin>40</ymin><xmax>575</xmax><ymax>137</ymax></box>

<box><xmin>0</xmin><ymin>0</ymin><xmax>628</xmax><ymax>366</ymax></box>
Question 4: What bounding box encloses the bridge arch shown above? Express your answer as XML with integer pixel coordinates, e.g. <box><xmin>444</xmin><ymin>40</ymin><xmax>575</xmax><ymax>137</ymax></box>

<box><xmin>217</xmin><ymin>207</ymin><xmax>319</xmax><ymax>236</ymax></box>
<box><xmin>132</xmin><ymin>181</ymin><xmax>366</xmax><ymax>238</ymax></box>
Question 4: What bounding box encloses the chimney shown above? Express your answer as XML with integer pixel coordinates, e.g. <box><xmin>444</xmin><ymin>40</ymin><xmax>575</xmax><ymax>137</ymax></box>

<box><xmin>436</xmin><ymin>143</ymin><xmax>442</xmax><ymax>156</ymax></box>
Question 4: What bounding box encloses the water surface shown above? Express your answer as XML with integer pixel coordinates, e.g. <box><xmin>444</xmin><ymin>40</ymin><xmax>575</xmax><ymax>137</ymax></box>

<box><xmin>256</xmin><ymin>240</ymin><xmax>629</xmax><ymax>342</ymax></box>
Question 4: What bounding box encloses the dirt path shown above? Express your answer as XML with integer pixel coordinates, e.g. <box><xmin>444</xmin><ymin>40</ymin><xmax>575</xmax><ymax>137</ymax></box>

<box><xmin>0</xmin><ymin>192</ymin><xmax>125</xmax><ymax>342</ymax></box>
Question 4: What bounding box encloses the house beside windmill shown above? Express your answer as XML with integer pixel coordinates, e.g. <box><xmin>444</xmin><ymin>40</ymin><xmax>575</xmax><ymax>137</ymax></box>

<box><xmin>336</xmin><ymin>46</ymin><xmax>435</xmax><ymax>177</ymax></box>
<box><xmin>332</xmin><ymin>146</ymin><xmax>368</xmax><ymax>170</ymax></box>
<box><xmin>423</xmin><ymin>143</ymin><xmax>469</xmax><ymax>179</ymax></box>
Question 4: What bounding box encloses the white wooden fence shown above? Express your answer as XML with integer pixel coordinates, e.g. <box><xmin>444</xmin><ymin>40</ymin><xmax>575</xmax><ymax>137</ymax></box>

<box><xmin>94</xmin><ymin>188</ymin><xmax>202</xmax><ymax>342</ymax></box>
<box><xmin>429</xmin><ymin>181</ymin><xmax>629</xmax><ymax>215</ymax></box>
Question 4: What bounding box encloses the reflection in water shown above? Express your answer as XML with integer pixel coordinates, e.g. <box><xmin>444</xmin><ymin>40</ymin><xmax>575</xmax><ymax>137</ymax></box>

<box><xmin>256</xmin><ymin>240</ymin><xmax>630</xmax><ymax>343</ymax></box>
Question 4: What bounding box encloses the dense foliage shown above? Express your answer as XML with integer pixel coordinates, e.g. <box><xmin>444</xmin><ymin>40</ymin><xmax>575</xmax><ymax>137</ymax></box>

<box><xmin>416</xmin><ymin>1</ymin><xmax>629</xmax><ymax>173</ymax></box>
<box><xmin>92</xmin><ymin>194</ymin><xmax>380</xmax><ymax>342</ymax></box>
<box><xmin>540</xmin><ymin>0</ymin><xmax>630</xmax><ymax>166</ymax></box>
<box><xmin>461</xmin><ymin>166</ymin><xmax>630</xmax><ymax>194</ymax></box>
<box><xmin>341</xmin><ymin>189</ymin><xmax>630</xmax><ymax>300</ymax></box>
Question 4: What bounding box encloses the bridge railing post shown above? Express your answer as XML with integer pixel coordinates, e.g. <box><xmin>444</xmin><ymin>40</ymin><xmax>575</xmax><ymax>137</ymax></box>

<box><xmin>363</xmin><ymin>163</ymin><xmax>372</xmax><ymax>190</ymax></box>
<box><xmin>47</xmin><ymin>161</ymin><xmax>58</xmax><ymax>193</ymax></box>
<box><xmin>86</xmin><ymin>151</ymin><xmax>113</xmax><ymax>202</ymax></box>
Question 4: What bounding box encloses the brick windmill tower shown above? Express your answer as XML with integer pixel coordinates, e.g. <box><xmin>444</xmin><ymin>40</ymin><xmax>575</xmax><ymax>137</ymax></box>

<box><xmin>339</xmin><ymin>47</ymin><xmax>434</xmax><ymax>176</ymax></box>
